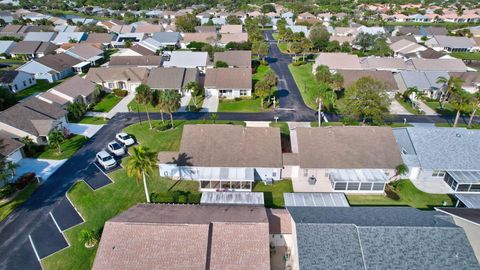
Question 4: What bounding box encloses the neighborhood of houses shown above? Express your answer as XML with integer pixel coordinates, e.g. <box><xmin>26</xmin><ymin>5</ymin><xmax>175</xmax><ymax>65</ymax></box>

<box><xmin>0</xmin><ymin>2</ymin><xmax>479</xmax><ymax>270</ymax></box>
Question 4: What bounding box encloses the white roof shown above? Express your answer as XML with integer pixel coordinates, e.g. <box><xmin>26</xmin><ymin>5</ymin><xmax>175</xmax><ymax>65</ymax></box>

<box><xmin>284</xmin><ymin>192</ymin><xmax>350</xmax><ymax>207</ymax></box>
<box><xmin>201</xmin><ymin>192</ymin><xmax>264</xmax><ymax>205</ymax></box>
<box><xmin>163</xmin><ymin>51</ymin><xmax>208</xmax><ymax>68</ymax></box>
<box><xmin>52</xmin><ymin>32</ymin><xmax>85</xmax><ymax>44</ymax></box>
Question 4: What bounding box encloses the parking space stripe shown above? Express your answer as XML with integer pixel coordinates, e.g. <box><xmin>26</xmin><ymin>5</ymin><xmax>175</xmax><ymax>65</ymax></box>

<box><xmin>28</xmin><ymin>235</ymin><xmax>41</xmax><ymax>262</ymax></box>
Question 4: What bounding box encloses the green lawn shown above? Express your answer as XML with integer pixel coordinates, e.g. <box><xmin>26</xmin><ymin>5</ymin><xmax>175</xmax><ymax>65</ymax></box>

<box><xmin>435</xmin><ymin>122</ymin><xmax>480</xmax><ymax>129</ymax></box>
<box><xmin>42</xmin><ymin>169</ymin><xmax>199</xmax><ymax>270</ymax></box>
<box><xmin>288</xmin><ymin>63</ymin><xmax>330</xmax><ymax>110</ymax></box>
<box><xmin>277</xmin><ymin>43</ymin><xmax>289</xmax><ymax>54</ymax></box>
<box><xmin>124</xmin><ymin>120</ymin><xmax>245</xmax><ymax>153</ymax></box>
<box><xmin>311</xmin><ymin>121</ymin><xmax>412</xmax><ymax>128</ymax></box>
<box><xmin>347</xmin><ymin>180</ymin><xmax>453</xmax><ymax>209</ymax></box>
<box><xmin>252</xmin><ymin>180</ymin><xmax>293</xmax><ymax>208</ymax></box>
<box><xmin>15</xmin><ymin>79</ymin><xmax>65</xmax><ymax>101</ymax></box>
<box><xmin>91</xmin><ymin>93</ymin><xmax>122</xmax><ymax>112</ymax></box>
<box><xmin>451</xmin><ymin>52</ymin><xmax>480</xmax><ymax>61</ymax></box>
<box><xmin>128</xmin><ymin>99</ymin><xmax>157</xmax><ymax>113</ymax></box>
<box><xmin>187</xmin><ymin>95</ymin><xmax>204</xmax><ymax>112</ymax></box>
<box><xmin>0</xmin><ymin>182</ymin><xmax>38</xmax><ymax>221</ymax></box>
<box><xmin>270</xmin><ymin>122</ymin><xmax>290</xmax><ymax>135</ymax></box>
<box><xmin>38</xmin><ymin>135</ymin><xmax>88</xmax><ymax>160</ymax></box>
<box><xmin>75</xmin><ymin>116</ymin><xmax>108</xmax><ymax>125</ymax></box>
<box><xmin>218</xmin><ymin>97</ymin><xmax>269</xmax><ymax>112</ymax></box>
<box><xmin>253</xmin><ymin>64</ymin><xmax>272</xmax><ymax>85</ymax></box>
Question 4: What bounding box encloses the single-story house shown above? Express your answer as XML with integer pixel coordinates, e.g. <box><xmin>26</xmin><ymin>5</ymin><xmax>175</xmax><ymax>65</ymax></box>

<box><xmin>38</xmin><ymin>75</ymin><xmax>99</xmax><ymax>106</ymax></box>
<box><xmin>112</xmin><ymin>44</ymin><xmax>155</xmax><ymax>57</ymax></box>
<box><xmin>92</xmin><ymin>204</ymin><xmax>270</xmax><ymax>270</ymax></box>
<box><xmin>51</xmin><ymin>32</ymin><xmax>87</xmax><ymax>45</ymax></box>
<box><xmin>288</xmin><ymin>206</ymin><xmax>479</xmax><ymax>269</ymax></box>
<box><xmin>54</xmin><ymin>25</ymin><xmax>77</xmax><ymax>33</ymax></box>
<box><xmin>219</xmin><ymin>32</ymin><xmax>249</xmax><ymax>46</ymax></box>
<box><xmin>64</xmin><ymin>44</ymin><xmax>104</xmax><ymax>68</ymax></box>
<box><xmin>0</xmin><ymin>40</ymin><xmax>16</xmax><ymax>57</ymax></box>
<box><xmin>394</xmin><ymin>127</ymin><xmax>480</xmax><ymax>193</ymax></box>
<box><xmin>23</xmin><ymin>32</ymin><xmax>57</xmax><ymax>42</ymax></box>
<box><xmin>85</xmin><ymin>67</ymin><xmax>148</xmax><ymax>92</ymax></box>
<box><xmin>359</xmin><ymin>57</ymin><xmax>411</xmax><ymax>71</ymax></box>
<box><xmin>108</xmin><ymin>56</ymin><xmax>161</xmax><ymax>68</ymax></box>
<box><xmin>313</xmin><ymin>53</ymin><xmax>362</xmax><ymax>72</ymax></box>
<box><xmin>133</xmin><ymin>23</ymin><xmax>163</xmax><ymax>34</ymax></box>
<box><xmin>180</xmin><ymin>32</ymin><xmax>217</xmax><ymax>48</ymax></box>
<box><xmin>426</xmin><ymin>35</ymin><xmax>478</xmax><ymax>52</ymax></box>
<box><xmin>285</xmin><ymin>127</ymin><xmax>403</xmax><ymax>193</ymax></box>
<box><xmin>163</xmin><ymin>51</ymin><xmax>208</xmax><ymax>73</ymax></box>
<box><xmin>403</xmin><ymin>47</ymin><xmax>451</xmax><ymax>60</ymax></box>
<box><xmin>219</xmin><ymin>24</ymin><xmax>243</xmax><ymax>34</ymax></box>
<box><xmin>449</xmin><ymin>72</ymin><xmax>480</xmax><ymax>93</ymax></box>
<box><xmin>112</xmin><ymin>33</ymin><xmax>145</xmax><ymax>47</ymax></box>
<box><xmin>357</xmin><ymin>25</ymin><xmax>386</xmax><ymax>35</ymax></box>
<box><xmin>149</xmin><ymin>32</ymin><xmax>182</xmax><ymax>48</ymax></box>
<box><xmin>204</xmin><ymin>67</ymin><xmax>252</xmax><ymax>98</ymax></box>
<box><xmin>407</xmin><ymin>58</ymin><xmax>470</xmax><ymax>72</ymax></box>
<box><xmin>146</xmin><ymin>67</ymin><xmax>199</xmax><ymax>94</ymax></box>
<box><xmin>18</xmin><ymin>53</ymin><xmax>81</xmax><ymax>83</ymax></box>
<box><xmin>296</xmin><ymin>12</ymin><xmax>319</xmax><ymax>24</ymax></box>
<box><xmin>0</xmin><ymin>70</ymin><xmax>36</xmax><ymax>93</ymax></box>
<box><xmin>110</xmin><ymin>25</ymin><xmax>134</xmax><ymax>34</ymax></box>
<box><xmin>10</xmin><ymin>41</ymin><xmax>58</xmax><ymax>59</ymax></box>
<box><xmin>82</xmin><ymin>33</ymin><xmax>116</xmax><ymax>48</ymax></box>
<box><xmin>158</xmin><ymin>124</ymin><xmax>282</xmax><ymax>191</ymax></box>
<box><xmin>195</xmin><ymin>25</ymin><xmax>217</xmax><ymax>33</ymax></box>
<box><xmin>0</xmin><ymin>97</ymin><xmax>67</xmax><ymax>144</ymax></box>
<box><xmin>1</xmin><ymin>24</ymin><xmax>29</xmax><ymax>34</ymax></box>
<box><xmin>337</xmin><ymin>70</ymin><xmax>399</xmax><ymax>92</ymax></box>
<box><xmin>395</xmin><ymin>70</ymin><xmax>449</xmax><ymax>99</ymax></box>
<box><xmin>213</xmin><ymin>50</ymin><xmax>251</xmax><ymax>68</ymax></box>
<box><xmin>286</xmin><ymin>25</ymin><xmax>309</xmax><ymax>36</ymax></box>
<box><xmin>389</xmin><ymin>38</ymin><xmax>427</xmax><ymax>56</ymax></box>
<box><xmin>396</xmin><ymin>26</ymin><xmax>448</xmax><ymax>41</ymax></box>
<box><xmin>0</xmin><ymin>131</ymin><xmax>25</xmax><ymax>163</ymax></box>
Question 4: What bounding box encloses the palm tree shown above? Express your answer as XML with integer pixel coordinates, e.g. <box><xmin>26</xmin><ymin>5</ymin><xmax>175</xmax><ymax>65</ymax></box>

<box><xmin>436</xmin><ymin>76</ymin><xmax>464</xmax><ymax>108</ymax></box>
<box><xmin>164</xmin><ymin>90</ymin><xmax>181</xmax><ymax>128</ymax></box>
<box><xmin>6</xmin><ymin>161</ymin><xmax>18</xmax><ymax>178</ymax></box>
<box><xmin>135</xmin><ymin>84</ymin><xmax>153</xmax><ymax>129</ymax></box>
<box><xmin>184</xmin><ymin>81</ymin><xmax>204</xmax><ymax>108</ymax></box>
<box><xmin>48</xmin><ymin>130</ymin><xmax>65</xmax><ymax>154</ymax></box>
<box><xmin>468</xmin><ymin>92</ymin><xmax>480</xmax><ymax>128</ymax></box>
<box><xmin>449</xmin><ymin>90</ymin><xmax>472</xmax><ymax>127</ymax></box>
<box><xmin>125</xmin><ymin>146</ymin><xmax>157</xmax><ymax>203</ymax></box>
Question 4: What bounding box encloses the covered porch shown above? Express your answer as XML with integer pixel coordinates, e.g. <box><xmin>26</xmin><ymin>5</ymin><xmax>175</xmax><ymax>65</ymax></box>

<box><xmin>328</xmin><ymin>169</ymin><xmax>389</xmax><ymax>192</ymax></box>
<box><xmin>445</xmin><ymin>171</ymin><xmax>480</xmax><ymax>193</ymax></box>
<box><xmin>197</xmin><ymin>167</ymin><xmax>255</xmax><ymax>192</ymax></box>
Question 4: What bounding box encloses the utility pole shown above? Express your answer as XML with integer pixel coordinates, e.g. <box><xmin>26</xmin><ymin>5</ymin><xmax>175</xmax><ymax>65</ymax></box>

<box><xmin>272</xmin><ymin>96</ymin><xmax>276</xmax><ymax>109</ymax></box>
<box><xmin>318</xmin><ymin>98</ymin><xmax>322</xmax><ymax>127</ymax></box>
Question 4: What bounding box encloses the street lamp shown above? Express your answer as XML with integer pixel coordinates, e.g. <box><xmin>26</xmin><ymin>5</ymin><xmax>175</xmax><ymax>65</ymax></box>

<box><xmin>274</xmin><ymin>116</ymin><xmax>279</xmax><ymax>123</ymax></box>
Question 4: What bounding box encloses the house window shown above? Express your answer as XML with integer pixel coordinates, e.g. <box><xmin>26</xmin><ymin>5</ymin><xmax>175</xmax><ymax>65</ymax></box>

<box><xmin>303</xmin><ymin>169</ymin><xmax>308</xmax><ymax>177</ymax></box>
<box><xmin>272</xmin><ymin>172</ymin><xmax>276</xmax><ymax>177</ymax></box>
<box><xmin>14</xmin><ymin>84</ymin><xmax>17</xmax><ymax>90</ymax></box>
<box><xmin>28</xmin><ymin>78</ymin><xmax>32</xmax><ymax>83</ymax></box>
<box><xmin>240</xmin><ymin>90</ymin><xmax>248</xmax><ymax>96</ymax></box>
<box><xmin>118</xmin><ymin>82</ymin><xmax>126</xmax><ymax>89</ymax></box>
<box><xmin>108</xmin><ymin>82</ymin><xmax>115</xmax><ymax>89</ymax></box>
<box><xmin>432</xmin><ymin>170</ymin><xmax>446</xmax><ymax>177</ymax></box>
<box><xmin>23</xmin><ymin>81</ymin><xmax>26</xmax><ymax>87</ymax></box>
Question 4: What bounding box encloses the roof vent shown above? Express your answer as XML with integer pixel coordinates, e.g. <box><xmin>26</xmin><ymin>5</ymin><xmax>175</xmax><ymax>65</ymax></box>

<box><xmin>456</xmin><ymin>133</ymin><xmax>461</xmax><ymax>138</ymax></box>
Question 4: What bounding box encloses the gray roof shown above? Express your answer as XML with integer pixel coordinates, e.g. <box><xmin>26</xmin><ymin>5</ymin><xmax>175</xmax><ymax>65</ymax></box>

<box><xmin>151</xmin><ymin>32</ymin><xmax>181</xmax><ymax>43</ymax></box>
<box><xmin>0</xmin><ymin>131</ymin><xmax>24</xmax><ymax>157</ymax></box>
<box><xmin>200</xmin><ymin>192</ymin><xmax>264</xmax><ymax>205</ymax></box>
<box><xmin>163</xmin><ymin>51</ymin><xmax>208</xmax><ymax>68</ymax></box>
<box><xmin>429</xmin><ymin>35</ymin><xmax>476</xmax><ymax>49</ymax></box>
<box><xmin>283</xmin><ymin>192</ymin><xmax>349</xmax><ymax>207</ymax></box>
<box><xmin>23</xmin><ymin>32</ymin><xmax>56</xmax><ymax>42</ymax></box>
<box><xmin>0</xmin><ymin>70</ymin><xmax>20</xmax><ymax>83</ymax></box>
<box><xmin>146</xmin><ymin>67</ymin><xmax>198</xmax><ymax>90</ymax></box>
<box><xmin>51</xmin><ymin>75</ymin><xmax>97</xmax><ymax>98</ymax></box>
<box><xmin>394</xmin><ymin>127</ymin><xmax>480</xmax><ymax>170</ymax></box>
<box><xmin>398</xmin><ymin>70</ymin><xmax>448</xmax><ymax>90</ymax></box>
<box><xmin>288</xmin><ymin>206</ymin><xmax>479</xmax><ymax>270</ymax></box>
<box><xmin>35</xmin><ymin>53</ymin><xmax>81</xmax><ymax>72</ymax></box>
<box><xmin>455</xmin><ymin>194</ymin><xmax>480</xmax><ymax>208</ymax></box>
<box><xmin>0</xmin><ymin>40</ymin><xmax>15</xmax><ymax>53</ymax></box>
<box><xmin>109</xmin><ymin>56</ymin><xmax>161</xmax><ymax>67</ymax></box>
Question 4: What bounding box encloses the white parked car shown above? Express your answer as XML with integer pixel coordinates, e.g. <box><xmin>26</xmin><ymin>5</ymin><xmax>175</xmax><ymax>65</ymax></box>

<box><xmin>96</xmin><ymin>151</ymin><xmax>117</xmax><ymax>170</ymax></box>
<box><xmin>116</xmin><ymin>132</ymin><xmax>135</xmax><ymax>146</ymax></box>
<box><xmin>107</xmin><ymin>141</ymin><xmax>126</xmax><ymax>156</ymax></box>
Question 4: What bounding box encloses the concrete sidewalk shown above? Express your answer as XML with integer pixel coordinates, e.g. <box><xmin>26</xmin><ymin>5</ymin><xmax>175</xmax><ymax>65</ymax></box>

<box><xmin>201</xmin><ymin>95</ymin><xmax>219</xmax><ymax>112</ymax></box>
<box><xmin>67</xmin><ymin>123</ymin><xmax>104</xmax><ymax>138</ymax></box>
<box><xmin>416</xmin><ymin>100</ymin><xmax>438</xmax><ymax>115</ymax></box>
<box><xmin>106</xmin><ymin>92</ymin><xmax>136</xmax><ymax>119</ymax></box>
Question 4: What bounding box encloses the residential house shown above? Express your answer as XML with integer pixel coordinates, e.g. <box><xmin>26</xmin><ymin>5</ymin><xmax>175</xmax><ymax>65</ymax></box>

<box><xmin>449</xmin><ymin>72</ymin><xmax>480</xmax><ymax>93</ymax></box>
<box><xmin>286</xmin><ymin>25</ymin><xmax>309</xmax><ymax>36</ymax></box>
<box><xmin>288</xmin><ymin>206</ymin><xmax>479</xmax><ymax>270</ymax></box>
<box><xmin>436</xmin><ymin>207</ymin><xmax>480</xmax><ymax>262</ymax></box>
<box><xmin>337</xmin><ymin>70</ymin><xmax>399</xmax><ymax>92</ymax></box>
<box><xmin>426</xmin><ymin>35</ymin><xmax>478</xmax><ymax>52</ymax></box>
<box><xmin>112</xmin><ymin>33</ymin><xmax>145</xmax><ymax>47</ymax></box>
<box><xmin>357</xmin><ymin>26</ymin><xmax>386</xmax><ymax>36</ymax></box>
<box><xmin>133</xmin><ymin>23</ymin><xmax>163</xmax><ymax>34</ymax></box>
<box><xmin>296</xmin><ymin>12</ymin><xmax>318</xmax><ymax>24</ymax></box>
<box><xmin>180</xmin><ymin>32</ymin><xmax>217</xmax><ymax>48</ymax></box>
<box><xmin>195</xmin><ymin>25</ymin><xmax>217</xmax><ymax>33</ymax></box>
<box><xmin>396</xmin><ymin>26</ymin><xmax>448</xmax><ymax>41</ymax></box>
<box><xmin>10</xmin><ymin>41</ymin><xmax>57</xmax><ymax>59</ymax></box>
<box><xmin>0</xmin><ymin>11</ymin><xmax>13</xmax><ymax>24</ymax></box>
<box><xmin>403</xmin><ymin>47</ymin><xmax>450</xmax><ymax>59</ymax></box>
<box><xmin>110</xmin><ymin>25</ymin><xmax>134</xmax><ymax>34</ymax></box>
<box><xmin>395</xmin><ymin>70</ymin><xmax>449</xmax><ymax>99</ymax></box>
<box><xmin>83</xmin><ymin>33</ymin><xmax>116</xmax><ymax>48</ymax></box>
<box><xmin>147</xmin><ymin>32</ymin><xmax>182</xmax><ymax>49</ymax></box>
<box><xmin>92</xmin><ymin>204</ymin><xmax>270</xmax><ymax>270</ymax></box>
<box><xmin>51</xmin><ymin>32</ymin><xmax>87</xmax><ymax>45</ymax></box>
<box><xmin>23</xmin><ymin>32</ymin><xmax>57</xmax><ymax>42</ymax></box>
<box><xmin>285</xmin><ymin>127</ymin><xmax>403</xmax><ymax>192</ymax></box>
<box><xmin>312</xmin><ymin>53</ymin><xmax>362</xmax><ymax>72</ymax></box>
<box><xmin>0</xmin><ymin>132</ymin><xmax>24</xmax><ymax>163</ymax></box>
<box><xmin>1</xmin><ymin>24</ymin><xmax>29</xmax><ymax>34</ymax></box>
<box><xmin>18</xmin><ymin>53</ymin><xmax>81</xmax><ymax>82</ymax></box>
<box><xmin>112</xmin><ymin>44</ymin><xmax>155</xmax><ymax>56</ymax></box>
<box><xmin>163</xmin><ymin>51</ymin><xmax>208</xmax><ymax>73</ymax></box>
<box><xmin>38</xmin><ymin>75</ymin><xmax>99</xmax><ymax>106</ymax></box>
<box><xmin>146</xmin><ymin>67</ymin><xmax>199</xmax><ymax>94</ymax></box>
<box><xmin>394</xmin><ymin>127</ymin><xmax>480</xmax><ymax>193</ymax></box>
<box><xmin>219</xmin><ymin>33</ymin><xmax>248</xmax><ymax>46</ymax></box>
<box><xmin>204</xmin><ymin>67</ymin><xmax>252</xmax><ymax>98</ymax></box>
<box><xmin>213</xmin><ymin>51</ymin><xmax>251</xmax><ymax>68</ymax></box>
<box><xmin>407</xmin><ymin>58</ymin><xmax>469</xmax><ymax>72</ymax></box>
<box><xmin>0</xmin><ymin>70</ymin><xmax>36</xmax><ymax>93</ymax></box>
<box><xmin>359</xmin><ymin>57</ymin><xmax>411</xmax><ymax>72</ymax></box>
<box><xmin>0</xmin><ymin>41</ymin><xmax>16</xmax><ymax>58</ymax></box>
<box><xmin>85</xmin><ymin>67</ymin><xmax>148</xmax><ymax>92</ymax></box>
<box><xmin>219</xmin><ymin>24</ymin><xmax>242</xmax><ymax>34</ymax></box>
<box><xmin>158</xmin><ymin>125</ymin><xmax>282</xmax><ymax>191</ymax></box>
<box><xmin>108</xmin><ymin>56</ymin><xmax>161</xmax><ymax>68</ymax></box>
<box><xmin>389</xmin><ymin>38</ymin><xmax>427</xmax><ymax>56</ymax></box>
<box><xmin>54</xmin><ymin>25</ymin><xmax>77</xmax><ymax>33</ymax></box>
<box><xmin>64</xmin><ymin>44</ymin><xmax>104</xmax><ymax>70</ymax></box>
<box><xmin>0</xmin><ymin>98</ymin><xmax>66</xmax><ymax>144</ymax></box>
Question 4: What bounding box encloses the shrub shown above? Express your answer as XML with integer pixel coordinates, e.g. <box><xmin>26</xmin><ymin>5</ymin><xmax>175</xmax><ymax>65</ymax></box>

<box><xmin>187</xmin><ymin>192</ymin><xmax>202</xmax><ymax>203</ymax></box>
<box><xmin>113</xmin><ymin>89</ymin><xmax>128</xmax><ymax>97</ymax></box>
<box><xmin>78</xmin><ymin>229</ymin><xmax>99</xmax><ymax>248</ymax></box>
<box><xmin>151</xmin><ymin>192</ymin><xmax>174</xmax><ymax>203</ymax></box>
<box><xmin>385</xmin><ymin>184</ymin><xmax>400</xmax><ymax>201</ymax></box>
<box><xmin>150</xmin><ymin>191</ymin><xmax>201</xmax><ymax>204</ymax></box>
<box><xmin>259</xmin><ymin>60</ymin><xmax>268</xmax><ymax>66</ymax></box>
<box><xmin>0</xmin><ymin>183</ymin><xmax>16</xmax><ymax>199</ymax></box>
<box><xmin>156</xmin><ymin>122</ymin><xmax>173</xmax><ymax>131</ymax></box>
<box><xmin>14</xmin><ymin>172</ymin><xmax>36</xmax><ymax>190</ymax></box>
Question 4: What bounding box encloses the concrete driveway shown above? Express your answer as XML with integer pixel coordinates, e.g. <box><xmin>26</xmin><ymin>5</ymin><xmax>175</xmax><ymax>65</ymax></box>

<box><xmin>67</xmin><ymin>123</ymin><xmax>104</xmax><ymax>138</ymax></box>
<box><xmin>15</xmin><ymin>158</ymin><xmax>66</xmax><ymax>181</ymax></box>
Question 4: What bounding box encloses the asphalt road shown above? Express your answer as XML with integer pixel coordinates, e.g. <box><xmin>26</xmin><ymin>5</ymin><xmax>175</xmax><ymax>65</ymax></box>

<box><xmin>0</xmin><ymin>32</ymin><xmax>476</xmax><ymax>269</ymax></box>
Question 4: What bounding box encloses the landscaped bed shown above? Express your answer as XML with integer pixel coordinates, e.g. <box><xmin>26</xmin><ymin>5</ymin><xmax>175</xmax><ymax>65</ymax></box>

<box><xmin>0</xmin><ymin>181</ymin><xmax>38</xmax><ymax>221</ymax></box>
<box><xmin>91</xmin><ymin>93</ymin><xmax>122</xmax><ymax>112</ymax></box>
<box><xmin>347</xmin><ymin>179</ymin><xmax>453</xmax><ymax>209</ymax></box>
<box><xmin>38</xmin><ymin>135</ymin><xmax>88</xmax><ymax>160</ymax></box>
<box><xmin>252</xmin><ymin>180</ymin><xmax>293</xmax><ymax>208</ymax></box>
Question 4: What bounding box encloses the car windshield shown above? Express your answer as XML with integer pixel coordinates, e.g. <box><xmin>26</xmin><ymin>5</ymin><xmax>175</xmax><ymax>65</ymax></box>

<box><xmin>111</xmin><ymin>143</ymin><xmax>121</xmax><ymax>150</ymax></box>
<box><xmin>102</xmin><ymin>156</ymin><xmax>113</xmax><ymax>162</ymax></box>
<box><xmin>121</xmin><ymin>134</ymin><xmax>131</xmax><ymax>140</ymax></box>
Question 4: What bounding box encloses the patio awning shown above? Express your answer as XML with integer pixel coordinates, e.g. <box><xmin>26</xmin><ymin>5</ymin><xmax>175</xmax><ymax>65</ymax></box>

<box><xmin>201</xmin><ymin>192</ymin><xmax>264</xmax><ymax>205</ymax></box>
<box><xmin>447</xmin><ymin>171</ymin><xmax>480</xmax><ymax>184</ymax></box>
<box><xmin>329</xmin><ymin>169</ymin><xmax>388</xmax><ymax>183</ymax></box>
<box><xmin>284</xmin><ymin>192</ymin><xmax>349</xmax><ymax>207</ymax></box>
<box><xmin>196</xmin><ymin>167</ymin><xmax>254</xmax><ymax>181</ymax></box>
<box><xmin>455</xmin><ymin>194</ymin><xmax>480</xmax><ymax>208</ymax></box>
<box><xmin>73</xmin><ymin>61</ymin><xmax>90</xmax><ymax>68</ymax></box>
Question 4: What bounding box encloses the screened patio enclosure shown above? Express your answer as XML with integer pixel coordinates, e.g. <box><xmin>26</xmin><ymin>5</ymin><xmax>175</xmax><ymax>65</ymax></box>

<box><xmin>198</xmin><ymin>167</ymin><xmax>255</xmax><ymax>192</ymax></box>
<box><xmin>328</xmin><ymin>169</ymin><xmax>388</xmax><ymax>192</ymax></box>
<box><xmin>445</xmin><ymin>171</ymin><xmax>480</xmax><ymax>193</ymax></box>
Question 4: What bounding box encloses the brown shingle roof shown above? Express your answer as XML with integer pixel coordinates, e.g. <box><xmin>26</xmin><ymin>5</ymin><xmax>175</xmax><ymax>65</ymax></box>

<box><xmin>108</xmin><ymin>56</ymin><xmax>161</xmax><ymax>67</ymax></box>
<box><xmin>11</xmin><ymin>41</ymin><xmax>57</xmax><ymax>54</ymax></box>
<box><xmin>66</xmin><ymin>44</ymin><xmax>104</xmax><ymax>59</ymax></box>
<box><xmin>0</xmin><ymin>131</ymin><xmax>24</xmax><ymax>157</ymax></box>
<box><xmin>214</xmin><ymin>51</ymin><xmax>251</xmax><ymax>68</ymax></box>
<box><xmin>294</xmin><ymin>127</ymin><xmax>403</xmax><ymax>169</ymax></box>
<box><xmin>267</xmin><ymin>208</ymin><xmax>292</xmax><ymax>234</ymax></box>
<box><xmin>134</xmin><ymin>24</ymin><xmax>163</xmax><ymax>33</ymax></box>
<box><xmin>35</xmin><ymin>53</ymin><xmax>81</xmax><ymax>71</ymax></box>
<box><xmin>162</xmin><ymin>124</ymin><xmax>282</xmax><ymax>168</ymax></box>
<box><xmin>1</xmin><ymin>24</ymin><xmax>27</xmax><ymax>33</ymax></box>
<box><xmin>182</xmin><ymin>32</ymin><xmax>217</xmax><ymax>44</ymax></box>
<box><xmin>146</xmin><ymin>67</ymin><xmax>198</xmax><ymax>90</ymax></box>
<box><xmin>337</xmin><ymin>70</ymin><xmax>399</xmax><ymax>91</ymax></box>
<box><xmin>84</xmin><ymin>33</ymin><xmax>116</xmax><ymax>44</ymax></box>
<box><xmin>204</xmin><ymin>67</ymin><xmax>252</xmax><ymax>90</ymax></box>
<box><xmin>93</xmin><ymin>204</ymin><xmax>269</xmax><ymax>270</ymax></box>
<box><xmin>85</xmin><ymin>67</ymin><xmax>149</xmax><ymax>83</ymax></box>
<box><xmin>51</xmin><ymin>75</ymin><xmax>97</xmax><ymax>98</ymax></box>
<box><xmin>129</xmin><ymin>44</ymin><xmax>155</xmax><ymax>55</ymax></box>
<box><xmin>220</xmin><ymin>33</ymin><xmax>248</xmax><ymax>44</ymax></box>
